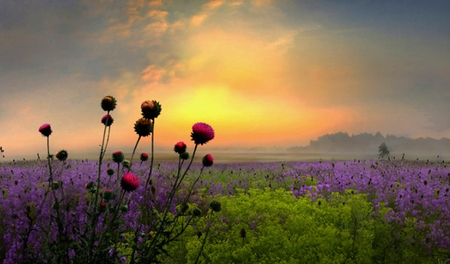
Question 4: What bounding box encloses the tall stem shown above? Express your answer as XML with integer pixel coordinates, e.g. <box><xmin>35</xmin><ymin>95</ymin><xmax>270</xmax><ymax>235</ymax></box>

<box><xmin>142</xmin><ymin>144</ymin><xmax>198</xmax><ymax>259</ymax></box>
<box><xmin>145</xmin><ymin>118</ymin><xmax>155</xmax><ymax>190</ymax></box>
<box><xmin>194</xmin><ymin>210</ymin><xmax>214</xmax><ymax>264</ymax></box>
<box><xmin>88</xmin><ymin>110</ymin><xmax>110</xmax><ymax>259</ymax></box>
<box><xmin>129</xmin><ymin>135</ymin><xmax>142</xmax><ymax>171</ymax></box>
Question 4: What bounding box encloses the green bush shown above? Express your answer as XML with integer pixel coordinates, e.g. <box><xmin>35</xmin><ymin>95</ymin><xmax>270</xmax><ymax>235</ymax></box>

<box><xmin>162</xmin><ymin>188</ymin><xmax>445</xmax><ymax>264</ymax></box>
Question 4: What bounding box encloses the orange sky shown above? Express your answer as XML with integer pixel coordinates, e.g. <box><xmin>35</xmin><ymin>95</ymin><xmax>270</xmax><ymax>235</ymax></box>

<box><xmin>0</xmin><ymin>0</ymin><xmax>449</xmax><ymax>160</ymax></box>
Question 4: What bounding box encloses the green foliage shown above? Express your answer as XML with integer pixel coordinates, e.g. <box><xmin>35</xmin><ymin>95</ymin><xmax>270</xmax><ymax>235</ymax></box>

<box><xmin>162</xmin><ymin>188</ymin><xmax>445</xmax><ymax>264</ymax></box>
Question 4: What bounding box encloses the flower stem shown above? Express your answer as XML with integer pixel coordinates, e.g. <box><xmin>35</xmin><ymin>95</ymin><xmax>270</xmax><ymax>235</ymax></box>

<box><xmin>129</xmin><ymin>135</ymin><xmax>142</xmax><ymax>170</ymax></box>
<box><xmin>145</xmin><ymin>119</ymin><xmax>155</xmax><ymax>190</ymax></box>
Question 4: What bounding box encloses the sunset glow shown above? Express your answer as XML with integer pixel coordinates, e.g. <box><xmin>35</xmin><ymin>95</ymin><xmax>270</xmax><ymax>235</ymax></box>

<box><xmin>0</xmin><ymin>0</ymin><xmax>449</xmax><ymax>160</ymax></box>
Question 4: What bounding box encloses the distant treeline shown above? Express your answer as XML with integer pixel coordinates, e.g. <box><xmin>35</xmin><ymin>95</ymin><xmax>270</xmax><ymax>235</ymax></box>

<box><xmin>288</xmin><ymin>132</ymin><xmax>450</xmax><ymax>155</ymax></box>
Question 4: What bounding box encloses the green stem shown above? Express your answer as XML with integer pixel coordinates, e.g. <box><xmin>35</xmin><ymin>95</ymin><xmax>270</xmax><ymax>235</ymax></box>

<box><xmin>129</xmin><ymin>135</ymin><xmax>142</xmax><ymax>171</ymax></box>
<box><xmin>88</xmin><ymin>110</ymin><xmax>111</xmax><ymax>260</ymax></box>
<box><xmin>194</xmin><ymin>210</ymin><xmax>214</xmax><ymax>264</ymax></box>
<box><xmin>142</xmin><ymin>144</ymin><xmax>198</xmax><ymax>259</ymax></box>
<box><xmin>144</xmin><ymin>118</ymin><xmax>155</xmax><ymax>190</ymax></box>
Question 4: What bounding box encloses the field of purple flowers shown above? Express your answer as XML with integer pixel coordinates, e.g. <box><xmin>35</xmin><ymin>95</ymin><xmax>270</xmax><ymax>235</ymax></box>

<box><xmin>2</xmin><ymin>158</ymin><xmax>450</xmax><ymax>263</ymax></box>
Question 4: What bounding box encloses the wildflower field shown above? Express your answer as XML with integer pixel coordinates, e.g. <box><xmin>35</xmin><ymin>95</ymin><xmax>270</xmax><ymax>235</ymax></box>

<box><xmin>1</xmin><ymin>96</ymin><xmax>450</xmax><ymax>263</ymax></box>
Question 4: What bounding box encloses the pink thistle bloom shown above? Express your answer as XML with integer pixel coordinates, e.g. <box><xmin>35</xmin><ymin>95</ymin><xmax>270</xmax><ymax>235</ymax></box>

<box><xmin>112</xmin><ymin>151</ymin><xmax>124</xmax><ymax>163</ymax></box>
<box><xmin>202</xmin><ymin>154</ymin><xmax>214</xmax><ymax>167</ymax></box>
<box><xmin>191</xmin><ymin>122</ymin><xmax>214</xmax><ymax>145</ymax></box>
<box><xmin>39</xmin><ymin>123</ymin><xmax>52</xmax><ymax>137</ymax></box>
<box><xmin>101</xmin><ymin>114</ymin><xmax>114</xmax><ymax>126</ymax></box>
<box><xmin>121</xmin><ymin>172</ymin><xmax>140</xmax><ymax>192</ymax></box>
<box><xmin>140</xmin><ymin>152</ymin><xmax>149</xmax><ymax>162</ymax></box>
<box><xmin>174</xmin><ymin>141</ymin><xmax>187</xmax><ymax>154</ymax></box>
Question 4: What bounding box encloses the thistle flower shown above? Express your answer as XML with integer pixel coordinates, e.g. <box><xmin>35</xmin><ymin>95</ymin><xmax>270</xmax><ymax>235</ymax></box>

<box><xmin>106</xmin><ymin>168</ymin><xmax>115</xmax><ymax>176</ymax></box>
<box><xmin>134</xmin><ymin>118</ymin><xmax>152</xmax><ymax>137</ymax></box>
<box><xmin>140</xmin><ymin>152</ymin><xmax>149</xmax><ymax>162</ymax></box>
<box><xmin>55</xmin><ymin>150</ymin><xmax>68</xmax><ymax>161</ymax></box>
<box><xmin>99</xmin><ymin>201</ymin><xmax>107</xmax><ymax>212</ymax></box>
<box><xmin>193</xmin><ymin>207</ymin><xmax>202</xmax><ymax>217</ymax></box>
<box><xmin>101</xmin><ymin>95</ymin><xmax>117</xmax><ymax>111</ymax></box>
<box><xmin>112</xmin><ymin>151</ymin><xmax>124</xmax><ymax>163</ymax></box>
<box><xmin>85</xmin><ymin>182</ymin><xmax>94</xmax><ymax>189</ymax></box>
<box><xmin>174</xmin><ymin>141</ymin><xmax>187</xmax><ymax>154</ymax></box>
<box><xmin>39</xmin><ymin>123</ymin><xmax>52</xmax><ymax>137</ymax></box>
<box><xmin>141</xmin><ymin>100</ymin><xmax>161</xmax><ymax>119</ymax></box>
<box><xmin>209</xmin><ymin>199</ymin><xmax>221</xmax><ymax>212</ymax></box>
<box><xmin>202</xmin><ymin>154</ymin><xmax>214</xmax><ymax>167</ymax></box>
<box><xmin>103</xmin><ymin>189</ymin><xmax>113</xmax><ymax>201</ymax></box>
<box><xmin>122</xmin><ymin>160</ymin><xmax>131</xmax><ymax>169</ymax></box>
<box><xmin>121</xmin><ymin>172</ymin><xmax>140</xmax><ymax>192</ymax></box>
<box><xmin>101</xmin><ymin>114</ymin><xmax>114</xmax><ymax>126</ymax></box>
<box><xmin>191</xmin><ymin>122</ymin><xmax>214</xmax><ymax>145</ymax></box>
<box><xmin>180</xmin><ymin>152</ymin><xmax>189</xmax><ymax>160</ymax></box>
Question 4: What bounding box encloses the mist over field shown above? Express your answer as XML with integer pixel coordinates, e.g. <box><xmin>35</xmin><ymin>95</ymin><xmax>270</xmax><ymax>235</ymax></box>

<box><xmin>3</xmin><ymin>132</ymin><xmax>449</xmax><ymax>163</ymax></box>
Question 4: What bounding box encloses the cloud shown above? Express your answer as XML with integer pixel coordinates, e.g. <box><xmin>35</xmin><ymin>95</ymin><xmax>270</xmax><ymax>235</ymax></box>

<box><xmin>190</xmin><ymin>14</ymin><xmax>208</xmax><ymax>26</ymax></box>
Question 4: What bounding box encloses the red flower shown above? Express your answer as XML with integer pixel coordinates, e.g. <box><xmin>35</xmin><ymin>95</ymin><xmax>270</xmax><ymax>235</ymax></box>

<box><xmin>39</xmin><ymin>124</ymin><xmax>52</xmax><ymax>137</ymax></box>
<box><xmin>121</xmin><ymin>172</ymin><xmax>140</xmax><ymax>192</ymax></box>
<box><xmin>112</xmin><ymin>151</ymin><xmax>124</xmax><ymax>163</ymax></box>
<box><xmin>191</xmin><ymin>123</ymin><xmax>214</xmax><ymax>145</ymax></box>
<box><xmin>202</xmin><ymin>154</ymin><xmax>214</xmax><ymax>167</ymax></box>
<box><xmin>99</xmin><ymin>201</ymin><xmax>107</xmax><ymax>212</ymax></box>
<box><xmin>174</xmin><ymin>141</ymin><xmax>187</xmax><ymax>154</ymax></box>
<box><xmin>140</xmin><ymin>152</ymin><xmax>149</xmax><ymax>162</ymax></box>
<box><xmin>101</xmin><ymin>114</ymin><xmax>114</xmax><ymax>126</ymax></box>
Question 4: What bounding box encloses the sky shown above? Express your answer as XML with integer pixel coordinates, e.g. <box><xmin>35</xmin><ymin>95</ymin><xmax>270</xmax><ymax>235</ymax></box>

<box><xmin>0</xmin><ymin>0</ymin><xmax>449</xmax><ymax>160</ymax></box>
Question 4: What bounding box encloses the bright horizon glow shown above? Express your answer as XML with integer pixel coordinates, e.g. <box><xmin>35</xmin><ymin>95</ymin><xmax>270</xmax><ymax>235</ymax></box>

<box><xmin>0</xmin><ymin>0</ymin><xmax>449</xmax><ymax>161</ymax></box>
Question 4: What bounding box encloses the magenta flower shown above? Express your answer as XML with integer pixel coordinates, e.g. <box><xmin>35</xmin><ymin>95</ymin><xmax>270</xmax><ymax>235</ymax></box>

<box><xmin>202</xmin><ymin>154</ymin><xmax>214</xmax><ymax>167</ymax></box>
<box><xmin>121</xmin><ymin>172</ymin><xmax>140</xmax><ymax>192</ymax></box>
<box><xmin>174</xmin><ymin>141</ymin><xmax>187</xmax><ymax>154</ymax></box>
<box><xmin>39</xmin><ymin>123</ymin><xmax>52</xmax><ymax>137</ymax></box>
<box><xmin>140</xmin><ymin>152</ymin><xmax>149</xmax><ymax>162</ymax></box>
<box><xmin>191</xmin><ymin>122</ymin><xmax>214</xmax><ymax>145</ymax></box>
<box><xmin>101</xmin><ymin>114</ymin><xmax>114</xmax><ymax>126</ymax></box>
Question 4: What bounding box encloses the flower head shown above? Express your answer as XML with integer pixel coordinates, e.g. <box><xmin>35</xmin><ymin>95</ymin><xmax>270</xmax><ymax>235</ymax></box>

<box><xmin>202</xmin><ymin>154</ymin><xmax>214</xmax><ymax>167</ymax></box>
<box><xmin>112</xmin><ymin>151</ymin><xmax>124</xmax><ymax>163</ymax></box>
<box><xmin>191</xmin><ymin>122</ymin><xmax>214</xmax><ymax>145</ymax></box>
<box><xmin>134</xmin><ymin>118</ymin><xmax>153</xmax><ymax>137</ymax></box>
<box><xmin>103</xmin><ymin>189</ymin><xmax>113</xmax><ymax>201</ymax></box>
<box><xmin>121</xmin><ymin>172</ymin><xmax>140</xmax><ymax>192</ymax></box>
<box><xmin>209</xmin><ymin>199</ymin><xmax>221</xmax><ymax>212</ymax></box>
<box><xmin>122</xmin><ymin>159</ymin><xmax>131</xmax><ymax>169</ymax></box>
<box><xmin>55</xmin><ymin>150</ymin><xmax>68</xmax><ymax>161</ymax></box>
<box><xmin>99</xmin><ymin>201</ymin><xmax>107</xmax><ymax>212</ymax></box>
<box><xmin>101</xmin><ymin>114</ymin><xmax>114</xmax><ymax>126</ymax></box>
<box><xmin>140</xmin><ymin>152</ymin><xmax>149</xmax><ymax>162</ymax></box>
<box><xmin>39</xmin><ymin>124</ymin><xmax>52</xmax><ymax>137</ymax></box>
<box><xmin>141</xmin><ymin>100</ymin><xmax>162</xmax><ymax>119</ymax></box>
<box><xmin>101</xmin><ymin>95</ymin><xmax>117</xmax><ymax>111</ymax></box>
<box><xmin>174</xmin><ymin>141</ymin><xmax>187</xmax><ymax>154</ymax></box>
<box><xmin>180</xmin><ymin>152</ymin><xmax>189</xmax><ymax>160</ymax></box>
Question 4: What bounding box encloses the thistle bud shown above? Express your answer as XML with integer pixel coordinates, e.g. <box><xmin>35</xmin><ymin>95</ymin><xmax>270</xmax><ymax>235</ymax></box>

<box><xmin>101</xmin><ymin>96</ymin><xmax>117</xmax><ymax>111</ymax></box>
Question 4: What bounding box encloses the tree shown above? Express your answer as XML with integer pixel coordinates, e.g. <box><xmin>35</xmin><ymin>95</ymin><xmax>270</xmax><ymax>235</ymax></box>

<box><xmin>378</xmin><ymin>142</ymin><xmax>390</xmax><ymax>158</ymax></box>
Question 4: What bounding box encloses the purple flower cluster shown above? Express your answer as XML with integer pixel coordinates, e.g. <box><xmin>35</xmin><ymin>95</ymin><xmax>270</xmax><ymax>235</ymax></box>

<box><xmin>0</xmin><ymin>160</ymin><xmax>195</xmax><ymax>262</ymax></box>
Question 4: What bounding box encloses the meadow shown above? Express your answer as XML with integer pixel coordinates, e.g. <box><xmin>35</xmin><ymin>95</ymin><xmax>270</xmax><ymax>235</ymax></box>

<box><xmin>1</xmin><ymin>157</ymin><xmax>450</xmax><ymax>263</ymax></box>
<box><xmin>1</xmin><ymin>95</ymin><xmax>449</xmax><ymax>263</ymax></box>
